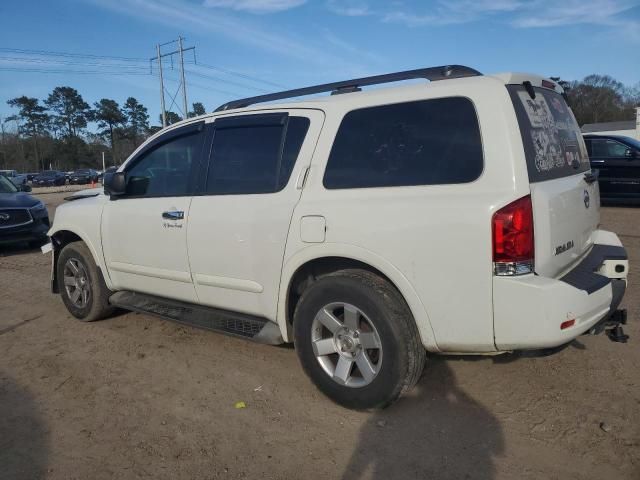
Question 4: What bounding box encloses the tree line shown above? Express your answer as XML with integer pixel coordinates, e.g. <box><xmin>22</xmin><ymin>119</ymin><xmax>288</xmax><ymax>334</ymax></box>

<box><xmin>551</xmin><ymin>74</ymin><xmax>639</xmax><ymax>126</ymax></box>
<box><xmin>1</xmin><ymin>85</ymin><xmax>205</xmax><ymax>173</ymax></box>
<box><xmin>1</xmin><ymin>73</ymin><xmax>638</xmax><ymax>173</ymax></box>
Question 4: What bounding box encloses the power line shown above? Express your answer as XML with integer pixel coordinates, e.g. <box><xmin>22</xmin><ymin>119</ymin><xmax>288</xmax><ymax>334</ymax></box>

<box><xmin>194</xmin><ymin>62</ymin><xmax>287</xmax><ymax>90</ymax></box>
<box><xmin>0</xmin><ymin>56</ymin><xmax>149</xmax><ymax>70</ymax></box>
<box><xmin>0</xmin><ymin>47</ymin><xmax>288</xmax><ymax>91</ymax></box>
<box><xmin>185</xmin><ymin>69</ymin><xmax>269</xmax><ymax>93</ymax></box>
<box><xmin>0</xmin><ymin>67</ymin><xmax>150</xmax><ymax>75</ymax></box>
<box><xmin>0</xmin><ymin>47</ymin><xmax>147</xmax><ymax>62</ymax></box>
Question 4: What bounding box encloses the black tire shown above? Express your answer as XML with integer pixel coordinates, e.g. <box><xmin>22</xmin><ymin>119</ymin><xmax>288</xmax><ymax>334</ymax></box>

<box><xmin>57</xmin><ymin>241</ymin><xmax>115</xmax><ymax>322</ymax></box>
<box><xmin>293</xmin><ymin>269</ymin><xmax>426</xmax><ymax>409</ymax></box>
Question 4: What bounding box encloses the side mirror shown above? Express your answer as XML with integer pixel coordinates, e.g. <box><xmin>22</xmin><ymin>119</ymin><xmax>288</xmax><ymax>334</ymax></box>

<box><xmin>104</xmin><ymin>171</ymin><xmax>126</xmax><ymax>196</ymax></box>
<box><xmin>20</xmin><ymin>184</ymin><xmax>32</xmax><ymax>192</ymax></box>
<box><xmin>625</xmin><ymin>148</ymin><xmax>633</xmax><ymax>158</ymax></box>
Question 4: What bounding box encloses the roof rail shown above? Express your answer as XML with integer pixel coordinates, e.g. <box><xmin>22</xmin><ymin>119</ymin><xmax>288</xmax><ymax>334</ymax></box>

<box><xmin>215</xmin><ymin>65</ymin><xmax>482</xmax><ymax>112</ymax></box>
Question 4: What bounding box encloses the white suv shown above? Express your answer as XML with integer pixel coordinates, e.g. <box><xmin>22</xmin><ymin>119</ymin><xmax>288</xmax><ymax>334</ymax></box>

<box><xmin>48</xmin><ymin>66</ymin><xmax>629</xmax><ymax>409</ymax></box>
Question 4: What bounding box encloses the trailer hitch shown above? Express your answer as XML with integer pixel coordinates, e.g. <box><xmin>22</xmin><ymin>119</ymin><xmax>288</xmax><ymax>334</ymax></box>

<box><xmin>589</xmin><ymin>309</ymin><xmax>629</xmax><ymax>343</ymax></box>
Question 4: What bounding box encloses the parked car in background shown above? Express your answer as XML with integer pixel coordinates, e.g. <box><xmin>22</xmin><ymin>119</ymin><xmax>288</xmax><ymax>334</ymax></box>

<box><xmin>584</xmin><ymin>134</ymin><xmax>640</xmax><ymax>202</ymax></box>
<box><xmin>26</xmin><ymin>173</ymin><xmax>39</xmax><ymax>182</ymax></box>
<box><xmin>0</xmin><ymin>174</ymin><xmax>50</xmax><ymax>247</ymax></box>
<box><xmin>33</xmin><ymin>170</ymin><xmax>67</xmax><ymax>187</ymax></box>
<box><xmin>69</xmin><ymin>169</ymin><xmax>99</xmax><ymax>185</ymax></box>
<box><xmin>0</xmin><ymin>169</ymin><xmax>29</xmax><ymax>187</ymax></box>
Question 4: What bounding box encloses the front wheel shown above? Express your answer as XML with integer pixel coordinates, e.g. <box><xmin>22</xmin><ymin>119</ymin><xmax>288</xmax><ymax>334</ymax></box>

<box><xmin>293</xmin><ymin>269</ymin><xmax>426</xmax><ymax>409</ymax></box>
<box><xmin>57</xmin><ymin>242</ymin><xmax>115</xmax><ymax>322</ymax></box>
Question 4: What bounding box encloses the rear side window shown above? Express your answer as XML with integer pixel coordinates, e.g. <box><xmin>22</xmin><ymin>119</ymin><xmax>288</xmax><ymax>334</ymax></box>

<box><xmin>205</xmin><ymin>116</ymin><xmax>310</xmax><ymax>195</ymax></box>
<box><xmin>507</xmin><ymin>85</ymin><xmax>589</xmax><ymax>182</ymax></box>
<box><xmin>323</xmin><ymin>97</ymin><xmax>483</xmax><ymax>189</ymax></box>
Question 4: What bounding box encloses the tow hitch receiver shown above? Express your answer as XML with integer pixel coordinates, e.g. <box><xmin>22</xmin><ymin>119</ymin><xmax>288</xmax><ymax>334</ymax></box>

<box><xmin>589</xmin><ymin>309</ymin><xmax>629</xmax><ymax>343</ymax></box>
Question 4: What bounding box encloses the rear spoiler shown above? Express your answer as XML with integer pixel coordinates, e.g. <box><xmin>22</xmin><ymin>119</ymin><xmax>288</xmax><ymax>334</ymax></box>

<box><xmin>489</xmin><ymin>72</ymin><xmax>565</xmax><ymax>95</ymax></box>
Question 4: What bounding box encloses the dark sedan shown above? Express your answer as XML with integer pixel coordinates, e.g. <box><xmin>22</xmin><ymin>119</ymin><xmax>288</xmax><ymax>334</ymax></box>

<box><xmin>584</xmin><ymin>134</ymin><xmax>640</xmax><ymax>202</ymax></box>
<box><xmin>69</xmin><ymin>168</ymin><xmax>99</xmax><ymax>185</ymax></box>
<box><xmin>32</xmin><ymin>170</ymin><xmax>66</xmax><ymax>187</ymax></box>
<box><xmin>0</xmin><ymin>175</ymin><xmax>50</xmax><ymax>247</ymax></box>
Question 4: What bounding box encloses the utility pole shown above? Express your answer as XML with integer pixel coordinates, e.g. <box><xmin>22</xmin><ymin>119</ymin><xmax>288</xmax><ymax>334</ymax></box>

<box><xmin>178</xmin><ymin>36</ymin><xmax>189</xmax><ymax>119</ymax></box>
<box><xmin>102</xmin><ymin>151</ymin><xmax>106</xmax><ymax>172</ymax></box>
<box><xmin>151</xmin><ymin>38</ymin><xmax>195</xmax><ymax>127</ymax></box>
<box><xmin>156</xmin><ymin>44</ymin><xmax>167</xmax><ymax>128</ymax></box>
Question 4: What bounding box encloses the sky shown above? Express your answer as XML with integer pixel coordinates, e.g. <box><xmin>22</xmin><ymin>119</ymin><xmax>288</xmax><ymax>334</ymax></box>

<box><xmin>0</xmin><ymin>0</ymin><xmax>639</xmax><ymax>130</ymax></box>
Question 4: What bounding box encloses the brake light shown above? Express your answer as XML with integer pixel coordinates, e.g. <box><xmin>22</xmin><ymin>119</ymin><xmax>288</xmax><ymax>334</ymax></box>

<box><xmin>541</xmin><ymin>79</ymin><xmax>556</xmax><ymax>90</ymax></box>
<box><xmin>492</xmin><ymin>195</ymin><xmax>534</xmax><ymax>276</ymax></box>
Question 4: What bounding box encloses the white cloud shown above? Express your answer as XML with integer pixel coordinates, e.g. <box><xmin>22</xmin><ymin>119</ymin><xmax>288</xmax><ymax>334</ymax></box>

<box><xmin>510</xmin><ymin>0</ymin><xmax>637</xmax><ymax>27</ymax></box>
<box><xmin>335</xmin><ymin>0</ymin><xmax>640</xmax><ymax>39</ymax></box>
<box><xmin>322</xmin><ymin>29</ymin><xmax>384</xmax><ymax>63</ymax></box>
<box><xmin>84</xmin><ymin>0</ymin><xmax>375</xmax><ymax>79</ymax></box>
<box><xmin>326</xmin><ymin>0</ymin><xmax>372</xmax><ymax>17</ymax></box>
<box><xmin>203</xmin><ymin>0</ymin><xmax>306</xmax><ymax>14</ymax></box>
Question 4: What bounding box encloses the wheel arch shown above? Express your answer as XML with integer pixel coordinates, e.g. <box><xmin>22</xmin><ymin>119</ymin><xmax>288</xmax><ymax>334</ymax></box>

<box><xmin>49</xmin><ymin>227</ymin><xmax>112</xmax><ymax>292</ymax></box>
<box><xmin>277</xmin><ymin>244</ymin><xmax>439</xmax><ymax>352</ymax></box>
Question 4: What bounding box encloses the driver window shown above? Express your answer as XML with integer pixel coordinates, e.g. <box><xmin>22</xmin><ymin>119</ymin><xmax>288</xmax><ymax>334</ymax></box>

<box><xmin>606</xmin><ymin>140</ymin><xmax>629</xmax><ymax>158</ymax></box>
<box><xmin>126</xmin><ymin>130</ymin><xmax>202</xmax><ymax>197</ymax></box>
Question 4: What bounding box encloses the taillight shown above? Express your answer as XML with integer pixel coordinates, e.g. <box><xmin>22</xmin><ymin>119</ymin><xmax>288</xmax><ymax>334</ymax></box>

<box><xmin>492</xmin><ymin>195</ymin><xmax>534</xmax><ymax>276</ymax></box>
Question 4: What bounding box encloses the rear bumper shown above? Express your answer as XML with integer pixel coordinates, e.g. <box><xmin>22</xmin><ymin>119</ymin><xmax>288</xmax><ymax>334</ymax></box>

<box><xmin>493</xmin><ymin>231</ymin><xmax>628</xmax><ymax>350</ymax></box>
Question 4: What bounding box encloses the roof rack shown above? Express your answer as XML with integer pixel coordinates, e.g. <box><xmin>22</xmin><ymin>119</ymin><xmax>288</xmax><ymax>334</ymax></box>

<box><xmin>215</xmin><ymin>65</ymin><xmax>482</xmax><ymax>112</ymax></box>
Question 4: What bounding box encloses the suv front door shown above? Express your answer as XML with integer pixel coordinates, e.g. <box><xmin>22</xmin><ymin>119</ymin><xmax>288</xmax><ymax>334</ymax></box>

<box><xmin>102</xmin><ymin>122</ymin><xmax>206</xmax><ymax>302</ymax></box>
<box><xmin>187</xmin><ymin>110</ymin><xmax>323</xmax><ymax>320</ymax></box>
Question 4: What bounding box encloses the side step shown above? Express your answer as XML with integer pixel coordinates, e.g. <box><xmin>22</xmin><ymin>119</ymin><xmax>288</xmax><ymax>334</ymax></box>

<box><xmin>109</xmin><ymin>291</ymin><xmax>284</xmax><ymax>345</ymax></box>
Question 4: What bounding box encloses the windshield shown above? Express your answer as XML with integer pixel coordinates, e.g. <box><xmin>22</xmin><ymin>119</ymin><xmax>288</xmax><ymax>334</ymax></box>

<box><xmin>507</xmin><ymin>85</ymin><xmax>590</xmax><ymax>182</ymax></box>
<box><xmin>41</xmin><ymin>171</ymin><xmax>57</xmax><ymax>177</ymax></box>
<box><xmin>75</xmin><ymin>169</ymin><xmax>91</xmax><ymax>174</ymax></box>
<box><xmin>0</xmin><ymin>174</ymin><xmax>18</xmax><ymax>193</ymax></box>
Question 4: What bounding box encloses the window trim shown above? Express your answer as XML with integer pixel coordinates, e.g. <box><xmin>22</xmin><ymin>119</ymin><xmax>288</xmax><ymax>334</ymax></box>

<box><xmin>114</xmin><ymin>121</ymin><xmax>206</xmax><ymax>200</ymax></box>
<box><xmin>199</xmin><ymin>113</ymin><xmax>310</xmax><ymax>196</ymax></box>
<box><xmin>322</xmin><ymin>96</ymin><xmax>485</xmax><ymax>190</ymax></box>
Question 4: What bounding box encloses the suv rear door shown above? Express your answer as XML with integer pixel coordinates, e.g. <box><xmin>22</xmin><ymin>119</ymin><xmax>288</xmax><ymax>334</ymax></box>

<box><xmin>508</xmin><ymin>85</ymin><xmax>599</xmax><ymax>278</ymax></box>
<box><xmin>187</xmin><ymin>110</ymin><xmax>324</xmax><ymax>320</ymax></box>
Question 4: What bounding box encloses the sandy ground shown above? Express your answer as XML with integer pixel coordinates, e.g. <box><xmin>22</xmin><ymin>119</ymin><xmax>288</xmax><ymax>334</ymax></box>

<box><xmin>1</xmin><ymin>192</ymin><xmax>638</xmax><ymax>480</ymax></box>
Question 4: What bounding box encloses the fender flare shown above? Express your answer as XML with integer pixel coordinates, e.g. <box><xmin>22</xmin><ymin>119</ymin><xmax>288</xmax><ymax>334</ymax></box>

<box><xmin>49</xmin><ymin>225</ymin><xmax>113</xmax><ymax>291</ymax></box>
<box><xmin>276</xmin><ymin>243</ymin><xmax>439</xmax><ymax>352</ymax></box>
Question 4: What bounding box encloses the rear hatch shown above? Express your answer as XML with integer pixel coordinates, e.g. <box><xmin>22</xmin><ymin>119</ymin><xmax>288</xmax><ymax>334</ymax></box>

<box><xmin>507</xmin><ymin>83</ymin><xmax>599</xmax><ymax>278</ymax></box>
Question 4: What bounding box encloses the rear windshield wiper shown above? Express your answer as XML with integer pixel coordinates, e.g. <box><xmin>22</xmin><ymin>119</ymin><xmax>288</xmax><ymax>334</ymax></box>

<box><xmin>584</xmin><ymin>171</ymin><xmax>599</xmax><ymax>184</ymax></box>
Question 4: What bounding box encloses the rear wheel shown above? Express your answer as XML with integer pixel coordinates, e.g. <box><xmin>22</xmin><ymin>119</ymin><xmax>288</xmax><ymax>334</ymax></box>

<box><xmin>57</xmin><ymin>242</ymin><xmax>115</xmax><ymax>322</ymax></box>
<box><xmin>293</xmin><ymin>269</ymin><xmax>425</xmax><ymax>409</ymax></box>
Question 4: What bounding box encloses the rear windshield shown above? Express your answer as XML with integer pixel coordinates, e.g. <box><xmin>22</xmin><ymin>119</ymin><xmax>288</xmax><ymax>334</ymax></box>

<box><xmin>507</xmin><ymin>85</ymin><xmax>589</xmax><ymax>182</ymax></box>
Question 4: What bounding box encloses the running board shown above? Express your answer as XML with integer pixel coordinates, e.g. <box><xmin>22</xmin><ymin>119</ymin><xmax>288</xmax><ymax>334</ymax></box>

<box><xmin>109</xmin><ymin>291</ymin><xmax>284</xmax><ymax>345</ymax></box>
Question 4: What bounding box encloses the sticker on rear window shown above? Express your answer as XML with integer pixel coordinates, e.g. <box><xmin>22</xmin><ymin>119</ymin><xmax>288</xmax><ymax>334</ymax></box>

<box><xmin>508</xmin><ymin>86</ymin><xmax>590</xmax><ymax>182</ymax></box>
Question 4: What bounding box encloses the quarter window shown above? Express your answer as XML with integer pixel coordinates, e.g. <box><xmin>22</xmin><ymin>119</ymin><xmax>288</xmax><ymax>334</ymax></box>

<box><xmin>323</xmin><ymin>97</ymin><xmax>483</xmax><ymax>189</ymax></box>
<box><xmin>125</xmin><ymin>130</ymin><xmax>203</xmax><ymax>197</ymax></box>
<box><xmin>205</xmin><ymin>116</ymin><xmax>310</xmax><ymax>195</ymax></box>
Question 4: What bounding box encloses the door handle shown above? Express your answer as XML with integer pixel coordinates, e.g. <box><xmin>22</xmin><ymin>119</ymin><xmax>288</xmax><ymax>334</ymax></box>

<box><xmin>162</xmin><ymin>210</ymin><xmax>184</xmax><ymax>220</ymax></box>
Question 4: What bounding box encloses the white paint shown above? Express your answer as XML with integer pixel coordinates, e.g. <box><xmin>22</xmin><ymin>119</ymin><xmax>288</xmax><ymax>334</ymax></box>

<box><xmin>48</xmin><ymin>71</ymin><xmax>628</xmax><ymax>354</ymax></box>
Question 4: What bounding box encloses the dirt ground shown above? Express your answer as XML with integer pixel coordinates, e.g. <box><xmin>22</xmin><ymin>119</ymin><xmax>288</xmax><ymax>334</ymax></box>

<box><xmin>1</xmin><ymin>192</ymin><xmax>639</xmax><ymax>480</ymax></box>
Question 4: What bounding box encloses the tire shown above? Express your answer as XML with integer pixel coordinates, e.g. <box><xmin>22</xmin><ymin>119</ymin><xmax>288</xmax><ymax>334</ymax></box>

<box><xmin>293</xmin><ymin>269</ymin><xmax>426</xmax><ymax>409</ymax></box>
<box><xmin>57</xmin><ymin>241</ymin><xmax>115</xmax><ymax>322</ymax></box>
